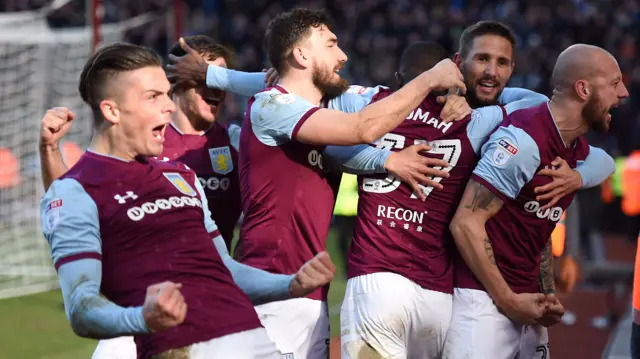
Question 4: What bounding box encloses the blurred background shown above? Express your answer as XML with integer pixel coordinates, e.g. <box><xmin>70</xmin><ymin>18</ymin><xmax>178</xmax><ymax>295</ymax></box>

<box><xmin>0</xmin><ymin>0</ymin><xmax>638</xmax><ymax>358</ymax></box>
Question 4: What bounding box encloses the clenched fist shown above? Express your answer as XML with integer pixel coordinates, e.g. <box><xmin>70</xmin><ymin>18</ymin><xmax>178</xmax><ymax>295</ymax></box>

<box><xmin>40</xmin><ymin>107</ymin><xmax>75</xmax><ymax>149</ymax></box>
<box><xmin>289</xmin><ymin>252</ymin><xmax>336</xmax><ymax>298</ymax></box>
<box><xmin>142</xmin><ymin>282</ymin><xmax>187</xmax><ymax>332</ymax></box>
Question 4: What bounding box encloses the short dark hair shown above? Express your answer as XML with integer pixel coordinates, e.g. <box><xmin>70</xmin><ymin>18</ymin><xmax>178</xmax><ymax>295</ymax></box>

<box><xmin>79</xmin><ymin>42</ymin><xmax>162</xmax><ymax>123</ymax></box>
<box><xmin>168</xmin><ymin>35</ymin><xmax>236</xmax><ymax>69</ymax></box>
<box><xmin>399</xmin><ymin>41</ymin><xmax>449</xmax><ymax>83</ymax></box>
<box><xmin>458</xmin><ymin>21</ymin><xmax>516</xmax><ymax>59</ymax></box>
<box><xmin>264</xmin><ymin>8</ymin><xmax>334</xmax><ymax>75</ymax></box>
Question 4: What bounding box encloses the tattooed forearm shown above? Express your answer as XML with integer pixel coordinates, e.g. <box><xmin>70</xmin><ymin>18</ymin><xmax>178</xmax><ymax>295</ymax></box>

<box><xmin>538</xmin><ymin>240</ymin><xmax>555</xmax><ymax>294</ymax></box>
<box><xmin>484</xmin><ymin>238</ymin><xmax>496</xmax><ymax>266</ymax></box>
<box><xmin>464</xmin><ymin>181</ymin><xmax>500</xmax><ymax>212</ymax></box>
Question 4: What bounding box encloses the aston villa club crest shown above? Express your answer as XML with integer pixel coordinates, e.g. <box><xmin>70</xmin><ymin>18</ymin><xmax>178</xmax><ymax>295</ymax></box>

<box><xmin>163</xmin><ymin>173</ymin><xmax>197</xmax><ymax>197</ymax></box>
<box><xmin>208</xmin><ymin>146</ymin><xmax>233</xmax><ymax>175</ymax></box>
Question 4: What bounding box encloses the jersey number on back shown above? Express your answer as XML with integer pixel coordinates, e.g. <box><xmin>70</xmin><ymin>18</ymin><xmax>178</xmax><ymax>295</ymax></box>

<box><xmin>362</xmin><ymin>133</ymin><xmax>461</xmax><ymax>199</ymax></box>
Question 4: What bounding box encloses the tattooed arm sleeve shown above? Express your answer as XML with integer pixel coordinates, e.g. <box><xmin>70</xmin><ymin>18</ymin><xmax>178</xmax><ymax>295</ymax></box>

<box><xmin>538</xmin><ymin>240</ymin><xmax>555</xmax><ymax>294</ymax></box>
<box><xmin>41</xmin><ymin>179</ymin><xmax>149</xmax><ymax>338</ymax></box>
<box><xmin>450</xmin><ymin>179</ymin><xmax>510</xmax><ymax>302</ymax></box>
<box><xmin>451</xmin><ymin>125</ymin><xmax>541</xmax><ymax>303</ymax></box>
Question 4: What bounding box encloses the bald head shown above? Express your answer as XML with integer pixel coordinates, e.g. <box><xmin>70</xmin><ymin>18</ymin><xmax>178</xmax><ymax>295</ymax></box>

<box><xmin>551</xmin><ymin>44</ymin><xmax>619</xmax><ymax>92</ymax></box>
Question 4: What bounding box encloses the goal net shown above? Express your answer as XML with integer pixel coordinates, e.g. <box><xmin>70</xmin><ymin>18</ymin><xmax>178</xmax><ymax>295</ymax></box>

<box><xmin>0</xmin><ymin>10</ymin><xmax>126</xmax><ymax>300</ymax></box>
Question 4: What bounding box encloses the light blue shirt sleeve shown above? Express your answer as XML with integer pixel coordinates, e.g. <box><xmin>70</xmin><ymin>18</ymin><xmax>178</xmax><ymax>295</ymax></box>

<box><xmin>227</xmin><ymin>123</ymin><xmax>241</xmax><ymax>152</ymax></box>
<box><xmin>57</xmin><ymin>259</ymin><xmax>149</xmax><ymax>338</ymax></box>
<box><xmin>206</xmin><ymin>65</ymin><xmax>266</xmax><ymax>97</ymax></box>
<box><xmin>41</xmin><ymin>178</ymin><xmax>102</xmax><ymax>265</ymax></box>
<box><xmin>498</xmin><ymin>87</ymin><xmax>549</xmax><ymax>105</ymax></box>
<box><xmin>472</xmin><ymin>125</ymin><xmax>542</xmax><ymax>200</ymax></box>
<box><xmin>576</xmin><ymin>146</ymin><xmax>615</xmax><ymax>188</ymax></box>
<box><xmin>326</xmin><ymin>85</ymin><xmax>389</xmax><ymax>113</ymax></box>
<box><xmin>41</xmin><ymin>179</ymin><xmax>148</xmax><ymax>338</ymax></box>
<box><xmin>467</xmin><ymin>93</ymin><xmax>550</xmax><ymax>155</ymax></box>
<box><xmin>196</xmin><ymin>180</ymin><xmax>294</xmax><ymax>305</ymax></box>
<box><xmin>323</xmin><ymin>145</ymin><xmax>390</xmax><ymax>175</ymax></box>
<box><xmin>251</xmin><ymin>91</ymin><xmax>319</xmax><ymax>146</ymax></box>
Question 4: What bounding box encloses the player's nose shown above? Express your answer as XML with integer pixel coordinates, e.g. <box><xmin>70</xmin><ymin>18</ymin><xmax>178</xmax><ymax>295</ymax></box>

<box><xmin>619</xmin><ymin>82</ymin><xmax>630</xmax><ymax>99</ymax></box>
<box><xmin>337</xmin><ymin>46</ymin><xmax>348</xmax><ymax>63</ymax></box>
<box><xmin>484</xmin><ymin>62</ymin><xmax>498</xmax><ymax>77</ymax></box>
<box><xmin>165</xmin><ymin>97</ymin><xmax>177</xmax><ymax>114</ymax></box>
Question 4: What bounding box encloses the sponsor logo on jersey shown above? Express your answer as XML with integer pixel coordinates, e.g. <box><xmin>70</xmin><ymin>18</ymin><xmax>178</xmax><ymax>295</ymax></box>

<box><xmin>163</xmin><ymin>173</ymin><xmax>197</xmax><ymax>197</ymax></box>
<box><xmin>43</xmin><ymin>199</ymin><xmax>62</xmax><ymax>232</ymax></box>
<box><xmin>492</xmin><ymin>138</ymin><xmax>518</xmax><ymax>166</ymax></box>
<box><xmin>281</xmin><ymin>354</ymin><xmax>295</xmax><ymax>359</ymax></box>
<box><xmin>199</xmin><ymin>176</ymin><xmax>231</xmax><ymax>191</ymax></box>
<box><xmin>308</xmin><ymin>149</ymin><xmax>324</xmax><ymax>170</ymax></box>
<box><xmin>208</xmin><ymin>146</ymin><xmax>233</xmax><ymax>175</ymax></box>
<box><xmin>126</xmin><ymin>196</ymin><xmax>203</xmax><ymax>222</ymax></box>
<box><xmin>377</xmin><ymin>204</ymin><xmax>426</xmax><ymax>224</ymax></box>
<box><xmin>523</xmin><ymin>200</ymin><xmax>563</xmax><ymax>222</ymax></box>
<box><xmin>113</xmin><ymin>191</ymin><xmax>138</xmax><ymax>204</ymax></box>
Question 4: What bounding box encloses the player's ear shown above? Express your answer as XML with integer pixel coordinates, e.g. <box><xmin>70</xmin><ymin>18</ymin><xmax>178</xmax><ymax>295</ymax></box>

<box><xmin>291</xmin><ymin>46</ymin><xmax>309</xmax><ymax>69</ymax></box>
<box><xmin>99</xmin><ymin>99</ymin><xmax>120</xmax><ymax>125</ymax></box>
<box><xmin>395</xmin><ymin>72</ymin><xmax>404</xmax><ymax>88</ymax></box>
<box><xmin>574</xmin><ymin>80</ymin><xmax>590</xmax><ymax>101</ymax></box>
<box><xmin>453</xmin><ymin>52</ymin><xmax>463</xmax><ymax>67</ymax></box>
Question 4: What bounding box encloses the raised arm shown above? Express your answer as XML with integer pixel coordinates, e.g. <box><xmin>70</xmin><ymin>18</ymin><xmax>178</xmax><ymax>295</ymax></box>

<box><xmin>39</xmin><ymin>108</ymin><xmax>74</xmax><ymax>191</ymax></box>
<box><xmin>196</xmin><ymin>180</ymin><xmax>335</xmax><ymax>305</ymax></box>
<box><xmin>295</xmin><ymin>59</ymin><xmax>465</xmax><ymax>146</ymax></box>
<box><xmin>42</xmin><ymin>179</ymin><xmax>184</xmax><ymax>338</ymax></box>
<box><xmin>205</xmin><ymin>66</ymin><xmax>268</xmax><ymax>97</ymax></box>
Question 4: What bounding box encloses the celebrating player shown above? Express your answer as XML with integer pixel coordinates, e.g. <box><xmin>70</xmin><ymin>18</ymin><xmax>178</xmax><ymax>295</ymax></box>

<box><xmin>166</xmin><ymin>7</ymin><xmax>467</xmax><ymax>359</ymax></box>
<box><xmin>337</xmin><ymin>45</ymin><xmax>550</xmax><ymax>359</ymax></box>
<box><xmin>40</xmin><ymin>42</ymin><xmax>338</xmax><ymax>359</ymax></box>
<box><xmin>169</xmin><ymin>22</ymin><xmax>617</xmax><ymax>359</ymax></box>
<box><xmin>443</xmin><ymin>44</ymin><xmax>628</xmax><ymax>359</ymax></box>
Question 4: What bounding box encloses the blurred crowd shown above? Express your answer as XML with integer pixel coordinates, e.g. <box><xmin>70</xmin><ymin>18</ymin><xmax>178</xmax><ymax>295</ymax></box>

<box><xmin>4</xmin><ymin>0</ymin><xmax>640</xmax><ymax>155</ymax></box>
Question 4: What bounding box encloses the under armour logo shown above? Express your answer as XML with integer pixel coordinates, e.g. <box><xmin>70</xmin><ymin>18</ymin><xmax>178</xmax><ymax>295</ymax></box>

<box><xmin>114</xmin><ymin>191</ymin><xmax>138</xmax><ymax>204</ymax></box>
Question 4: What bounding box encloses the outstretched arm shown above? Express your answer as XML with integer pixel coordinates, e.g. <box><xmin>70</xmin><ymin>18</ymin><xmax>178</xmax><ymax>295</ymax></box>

<box><xmin>296</xmin><ymin>60</ymin><xmax>465</xmax><ymax>146</ymax></box>
<box><xmin>205</xmin><ymin>66</ymin><xmax>269</xmax><ymax>97</ymax></box>
<box><xmin>196</xmin><ymin>180</ymin><xmax>334</xmax><ymax>304</ymax></box>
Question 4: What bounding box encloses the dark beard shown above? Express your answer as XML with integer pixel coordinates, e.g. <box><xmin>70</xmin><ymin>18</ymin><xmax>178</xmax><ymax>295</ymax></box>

<box><xmin>465</xmin><ymin>85</ymin><xmax>502</xmax><ymax>108</ymax></box>
<box><xmin>461</xmin><ymin>65</ymin><xmax>503</xmax><ymax>108</ymax></box>
<box><xmin>312</xmin><ymin>65</ymin><xmax>349</xmax><ymax>100</ymax></box>
<box><xmin>582</xmin><ymin>92</ymin><xmax>609</xmax><ymax>133</ymax></box>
